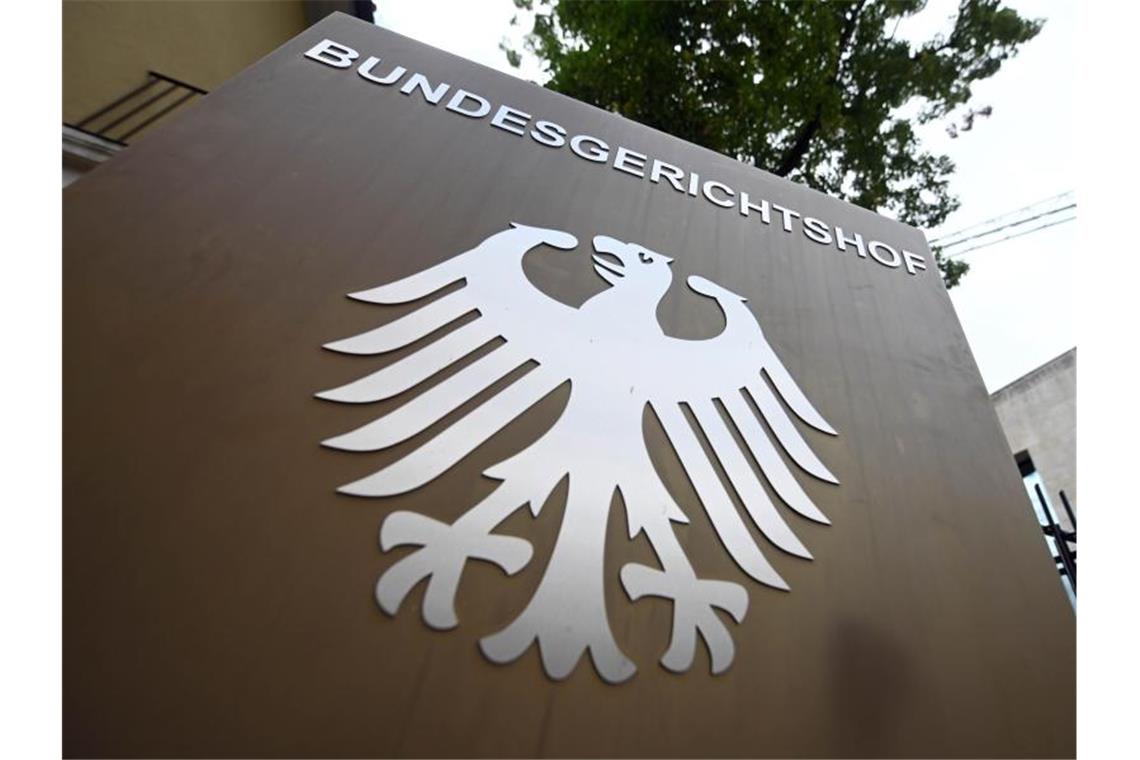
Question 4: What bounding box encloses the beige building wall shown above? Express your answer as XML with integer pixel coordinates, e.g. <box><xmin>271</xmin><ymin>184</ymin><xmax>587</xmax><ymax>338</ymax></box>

<box><xmin>992</xmin><ymin>348</ymin><xmax>1077</xmax><ymax>514</ymax></box>
<box><xmin>63</xmin><ymin>1</ymin><xmax>310</xmax><ymax>124</ymax></box>
<box><xmin>62</xmin><ymin>1</ymin><xmax>373</xmax><ymax>184</ymax></box>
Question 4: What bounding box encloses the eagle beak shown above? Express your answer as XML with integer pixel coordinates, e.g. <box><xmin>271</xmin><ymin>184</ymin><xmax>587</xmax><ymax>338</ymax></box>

<box><xmin>592</xmin><ymin>235</ymin><xmax>630</xmax><ymax>286</ymax></box>
<box><xmin>594</xmin><ymin>266</ymin><xmax>621</xmax><ymax>286</ymax></box>
<box><xmin>592</xmin><ymin>252</ymin><xmax>625</xmax><ymax>285</ymax></box>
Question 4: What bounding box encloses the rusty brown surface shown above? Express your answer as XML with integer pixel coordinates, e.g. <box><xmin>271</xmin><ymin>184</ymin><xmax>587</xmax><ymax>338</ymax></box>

<box><xmin>63</xmin><ymin>13</ymin><xmax>1074</xmax><ymax>758</ymax></box>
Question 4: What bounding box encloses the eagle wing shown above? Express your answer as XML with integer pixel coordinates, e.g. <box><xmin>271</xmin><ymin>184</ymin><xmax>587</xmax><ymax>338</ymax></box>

<box><xmin>317</xmin><ymin>223</ymin><xmax>582</xmax><ymax>497</ymax></box>
<box><xmin>642</xmin><ymin>275</ymin><xmax>839</xmax><ymax>590</ymax></box>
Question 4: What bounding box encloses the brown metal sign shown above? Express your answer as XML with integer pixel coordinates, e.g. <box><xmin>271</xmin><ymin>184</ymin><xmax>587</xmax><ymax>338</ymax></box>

<box><xmin>63</xmin><ymin>12</ymin><xmax>1074</xmax><ymax>758</ymax></box>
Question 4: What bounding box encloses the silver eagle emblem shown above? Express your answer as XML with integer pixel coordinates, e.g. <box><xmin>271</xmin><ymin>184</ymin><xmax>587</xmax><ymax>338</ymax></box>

<box><xmin>318</xmin><ymin>223</ymin><xmax>840</xmax><ymax>683</ymax></box>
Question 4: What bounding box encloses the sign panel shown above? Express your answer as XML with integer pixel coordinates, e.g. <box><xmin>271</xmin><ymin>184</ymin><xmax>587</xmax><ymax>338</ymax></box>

<box><xmin>64</xmin><ymin>13</ymin><xmax>1075</xmax><ymax>758</ymax></box>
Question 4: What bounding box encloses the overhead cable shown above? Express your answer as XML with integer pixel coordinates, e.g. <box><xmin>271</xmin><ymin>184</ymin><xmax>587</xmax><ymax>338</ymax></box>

<box><xmin>929</xmin><ymin>190</ymin><xmax>1074</xmax><ymax>245</ymax></box>
<box><xmin>937</xmin><ymin>202</ymin><xmax>1076</xmax><ymax>250</ymax></box>
<box><xmin>946</xmin><ymin>214</ymin><xmax>1075</xmax><ymax>259</ymax></box>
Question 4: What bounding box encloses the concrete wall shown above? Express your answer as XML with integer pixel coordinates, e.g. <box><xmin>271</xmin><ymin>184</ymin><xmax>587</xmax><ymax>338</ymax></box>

<box><xmin>992</xmin><ymin>348</ymin><xmax>1076</xmax><ymax>514</ymax></box>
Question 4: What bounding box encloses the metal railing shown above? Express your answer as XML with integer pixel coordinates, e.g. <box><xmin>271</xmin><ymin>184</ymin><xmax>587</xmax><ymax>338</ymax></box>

<box><xmin>1034</xmin><ymin>485</ymin><xmax>1076</xmax><ymax>596</ymax></box>
<box><xmin>65</xmin><ymin>71</ymin><xmax>208</xmax><ymax>146</ymax></box>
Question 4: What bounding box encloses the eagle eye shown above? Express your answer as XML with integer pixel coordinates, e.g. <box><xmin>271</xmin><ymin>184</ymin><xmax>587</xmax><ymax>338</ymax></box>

<box><xmin>638</xmin><ymin>251</ymin><xmax>652</xmax><ymax>264</ymax></box>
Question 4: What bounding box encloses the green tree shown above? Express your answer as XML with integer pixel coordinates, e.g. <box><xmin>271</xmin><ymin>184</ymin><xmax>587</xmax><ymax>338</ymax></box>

<box><xmin>505</xmin><ymin>0</ymin><xmax>1042</xmax><ymax>288</ymax></box>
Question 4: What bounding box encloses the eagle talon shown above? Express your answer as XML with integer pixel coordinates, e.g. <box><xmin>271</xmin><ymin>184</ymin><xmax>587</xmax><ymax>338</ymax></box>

<box><xmin>376</xmin><ymin>511</ymin><xmax>533</xmax><ymax>630</ymax></box>
<box><xmin>621</xmin><ymin>562</ymin><xmax>748</xmax><ymax>675</ymax></box>
<box><xmin>479</xmin><ymin>594</ymin><xmax>637</xmax><ymax>684</ymax></box>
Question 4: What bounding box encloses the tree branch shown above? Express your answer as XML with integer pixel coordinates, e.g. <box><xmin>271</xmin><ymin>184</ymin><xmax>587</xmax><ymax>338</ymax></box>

<box><xmin>773</xmin><ymin>112</ymin><xmax>822</xmax><ymax>177</ymax></box>
<box><xmin>773</xmin><ymin>0</ymin><xmax>866</xmax><ymax>177</ymax></box>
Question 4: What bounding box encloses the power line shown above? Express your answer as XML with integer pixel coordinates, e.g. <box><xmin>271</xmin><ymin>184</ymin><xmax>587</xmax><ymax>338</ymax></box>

<box><xmin>937</xmin><ymin>202</ymin><xmax>1076</xmax><ymax>250</ymax></box>
<box><xmin>929</xmin><ymin>190</ymin><xmax>1074</xmax><ymax>245</ymax></box>
<box><xmin>946</xmin><ymin>214</ymin><xmax>1075</xmax><ymax>259</ymax></box>
<box><xmin>930</xmin><ymin>190</ymin><xmax>1073</xmax><ymax>244</ymax></box>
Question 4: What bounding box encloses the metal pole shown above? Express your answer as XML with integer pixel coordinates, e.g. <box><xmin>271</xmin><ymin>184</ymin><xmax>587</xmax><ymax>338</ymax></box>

<box><xmin>1059</xmin><ymin>489</ymin><xmax>1077</xmax><ymax>531</ymax></box>
<box><xmin>1035</xmin><ymin>483</ymin><xmax>1075</xmax><ymax>592</ymax></box>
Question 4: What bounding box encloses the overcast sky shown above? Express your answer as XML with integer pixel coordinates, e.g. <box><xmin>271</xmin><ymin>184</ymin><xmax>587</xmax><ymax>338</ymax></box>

<box><xmin>373</xmin><ymin>0</ymin><xmax>1074</xmax><ymax>392</ymax></box>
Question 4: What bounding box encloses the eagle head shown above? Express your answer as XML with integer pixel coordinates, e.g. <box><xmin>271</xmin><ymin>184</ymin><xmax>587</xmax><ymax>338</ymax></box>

<box><xmin>591</xmin><ymin>235</ymin><xmax>675</xmax><ymax>301</ymax></box>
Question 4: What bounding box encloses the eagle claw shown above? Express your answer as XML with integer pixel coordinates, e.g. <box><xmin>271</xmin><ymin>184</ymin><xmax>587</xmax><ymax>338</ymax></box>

<box><xmin>376</xmin><ymin>511</ymin><xmax>533</xmax><ymax>630</ymax></box>
<box><xmin>621</xmin><ymin>563</ymin><xmax>749</xmax><ymax>675</ymax></box>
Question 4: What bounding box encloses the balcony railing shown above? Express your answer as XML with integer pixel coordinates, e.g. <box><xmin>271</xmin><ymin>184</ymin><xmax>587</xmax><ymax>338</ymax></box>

<box><xmin>1034</xmin><ymin>484</ymin><xmax>1076</xmax><ymax>595</ymax></box>
<box><xmin>64</xmin><ymin>71</ymin><xmax>208</xmax><ymax>146</ymax></box>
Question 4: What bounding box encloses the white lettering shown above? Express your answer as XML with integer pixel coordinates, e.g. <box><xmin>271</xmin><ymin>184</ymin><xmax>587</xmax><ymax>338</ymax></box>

<box><xmin>305</xmin><ymin>39</ymin><xmax>359</xmax><ymax>69</ymax></box>
<box><xmin>445</xmin><ymin>89</ymin><xmax>491</xmax><ymax>118</ymax></box>
<box><xmin>803</xmin><ymin>217</ymin><xmax>832</xmax><ymax>245</ymax></box>
<box><xmin>490</xmin><ymin>105</ymin><xmax>531</xmax><ymax>136</ymax></box>
<box><xmin>771</xmin><ymin>203</ymin><xmax>801</xmax><ymax>233</ymax></box>
<box><xmin>702</xmin><ymin>180</ymin><xmax>735</xmax><ymax>208</ymax></box>
<box><xmin>530</xmin><ymin>120</ymin><xmax>567</xmax><ymax>148</ymax></box>
<box><xmin>739</xmin><ymin>192</ymin><xmax>770</xmax><ymax>224</ymax></box>
<box><xmin>649</xmin><ymin>160</ymin><xmax>686</xmax><ymax>192</ymax></box>
<box><xmin>399</xmin><ymin>73</ymin><xmax>450</xmax><ymax>105</ymax></box>
<box><xmin>613</xmin><ymin>147</ymin><xmax>648</xmax><ymax>178</ymax></box>
<box><xmin>301</xmin><ymin>43</ymin><xmax>922</xmax><ymax>281</ymax></box>
<box><xmin>868</xmin><ymin>240</ymin><xmax>902</xmax><ymax>268</ymax></box>
<box><xmin>835</xmin><ymin>227</ymin><xmax>867</xmax><ymax>258</ymax></box>
<box><xmin>357</xmin><ymin>56</ymin><xmax>405</xmax><ymax>85</ymax></box>
<box><xmin>902</xmin><ymin>249</ymin><xmax>928</xmax><ymax>275</ymax></box>
<box><xmin>570</xmin><ymin>134</ymin><xmax>609</xmax><ymax>162</ymax></box>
